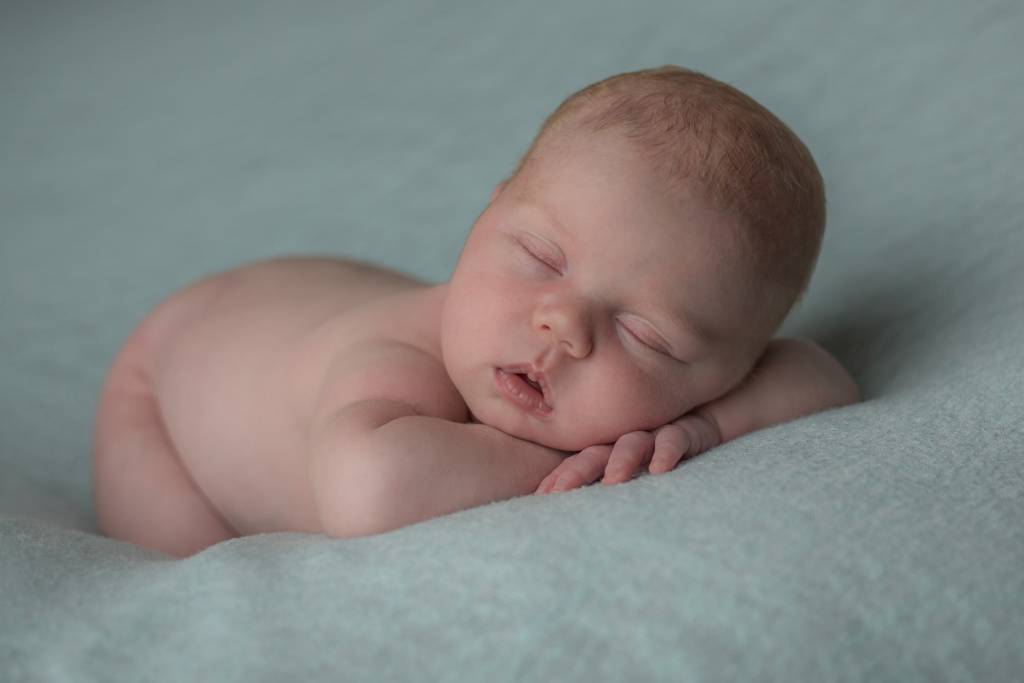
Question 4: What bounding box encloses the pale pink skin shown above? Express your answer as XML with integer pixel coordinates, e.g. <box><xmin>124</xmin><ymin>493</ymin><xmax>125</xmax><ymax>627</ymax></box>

<box><xmin>442</xmin><ymin>132</ymin><xmax>769</xmax><ymax>454</ymax></box>
<box><xmin>92</xmin><ymin>131</ymin><xmax>858</xmax><ymax>557</ymax></box>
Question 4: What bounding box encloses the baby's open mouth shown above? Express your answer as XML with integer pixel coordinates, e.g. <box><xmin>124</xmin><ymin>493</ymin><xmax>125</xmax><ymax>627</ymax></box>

<box><xmin>494</xmin><ymin>367</ymin><xmax>552</xmax><ymax>416</ymax></box>
<box><xmin>519</xmin><ymin>373</ymin><xmax>542</xmax><ymax>392</ymax></box>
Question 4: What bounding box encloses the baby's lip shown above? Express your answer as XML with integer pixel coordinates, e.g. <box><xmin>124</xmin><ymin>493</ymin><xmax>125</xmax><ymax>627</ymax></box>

<box><xmin>494</xmin><ymin>364</ymin><xmax>553</xmax><ymax>416</ymax></box>
<box><xmin>506</xmin><ymin>363</ymin><xmax>550</xmax><ymax>396</ymax></box>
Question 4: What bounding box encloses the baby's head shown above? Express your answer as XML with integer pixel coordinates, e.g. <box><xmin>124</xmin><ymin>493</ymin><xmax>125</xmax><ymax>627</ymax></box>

<box><xmin>442</xmin><ymin>66</ymin><xmax>826</xmax><ymax>451</ymax></box>
<box><xmin>517</xmin><ymin>66</ymin><xmax>826</xmax><ymax>328</ymax></box>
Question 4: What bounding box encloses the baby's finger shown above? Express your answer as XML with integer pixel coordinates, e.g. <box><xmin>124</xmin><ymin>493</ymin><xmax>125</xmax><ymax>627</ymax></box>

<box><xmin>650</xmin><ymin>424</ymin><xmax>688</xmax><ymax>474</ymax></box>
<box><xmin>535</xmin><ymin>446</ymin><xmax>612</xmax><ymax>494</ymax></box>
<box><xmin>602</xmin><ymin>431</ymin><xmax>655</xmax><ymax>486</ymax></box>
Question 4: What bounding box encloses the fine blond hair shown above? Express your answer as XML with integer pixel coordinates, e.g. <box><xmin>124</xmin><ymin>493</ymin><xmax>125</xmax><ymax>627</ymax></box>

<box><xmin>517</xmin><ymin>66</ymin><xmax>826</xmax><ymax>329</ymax></box>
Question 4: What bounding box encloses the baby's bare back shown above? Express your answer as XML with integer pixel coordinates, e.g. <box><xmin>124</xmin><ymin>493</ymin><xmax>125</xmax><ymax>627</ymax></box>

<box><xmin>124</xmin><ymin>257</ymin><xmax>444</xmax><ymax>533</ymax></box>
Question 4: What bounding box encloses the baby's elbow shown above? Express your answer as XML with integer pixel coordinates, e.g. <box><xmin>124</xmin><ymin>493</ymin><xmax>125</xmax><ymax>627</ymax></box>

<box><xmin>833</xmin><ymin>370</ymin><xmax>861</xmax><ymax>408</ymax></box>
<box><xmin>778</xmin><ymin>337</ymin><xmax>861</xmax><ymax>409</ymax></box>
<box><xmin>812</xmin><ymin>344</ymin><xmax>860</xmax><ymax>409</ymax></box>
<box><xmin>310</xmin><ymin>436</ymin><xmax>423</xmax><ymax>539</ymax></box>
<box><xmin>812</xmin><ymin>354</ymin><xmax>860</xmax><ymax>414</ymax></box>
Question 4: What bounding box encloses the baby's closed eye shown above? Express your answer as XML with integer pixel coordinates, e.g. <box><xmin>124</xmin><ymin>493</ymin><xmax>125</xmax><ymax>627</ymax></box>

<box><xmin>515</xmin><ymin>233</ymin><xmax>564</xmax><ymax>274</ymax></box>
<box><xmin>616</xmin><ymin>315</ymin><xmax>671</xmax><ymax>356</ymax></box>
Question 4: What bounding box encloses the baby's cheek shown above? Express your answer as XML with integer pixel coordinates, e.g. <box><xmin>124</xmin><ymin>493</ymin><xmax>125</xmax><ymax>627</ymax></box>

<box><xmin>550</xmin><ymin>365</ymin><xmax>685</xmax><ymax>448</ymax></box>
<box><xmin>566</xmin><ymin>396</ymin><xmax>658</xmax><ymax>447</ymax></box>
<box><xmin>613</xmin><ymin>378</ymin><xmax>690</xmax><ymax>431</ymax></box>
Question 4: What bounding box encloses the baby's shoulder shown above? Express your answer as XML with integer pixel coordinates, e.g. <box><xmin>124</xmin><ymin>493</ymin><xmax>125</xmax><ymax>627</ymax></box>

<box><xmin>305</xmin><ymin>282</ymin><xmax>462</xmax><ymax>420</ymax></box>
<box><xmin>313</xmin><ymin>336</ymin><xmax>466</xmax><ymax>423</ymax></box>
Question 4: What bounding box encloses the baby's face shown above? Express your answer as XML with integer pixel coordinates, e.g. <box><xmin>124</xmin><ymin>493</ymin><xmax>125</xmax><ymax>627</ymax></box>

<box><xmin>442</xmin><ymin>131</ymin><xmax>769</xmax><ymax>451</ymax></box>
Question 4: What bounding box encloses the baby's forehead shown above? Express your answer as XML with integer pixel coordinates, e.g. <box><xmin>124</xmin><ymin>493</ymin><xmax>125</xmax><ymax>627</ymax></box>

<box><xmin>530</xmin><ymin>128</ymin><xmax>721</xmax><ymax>204</ymax></box>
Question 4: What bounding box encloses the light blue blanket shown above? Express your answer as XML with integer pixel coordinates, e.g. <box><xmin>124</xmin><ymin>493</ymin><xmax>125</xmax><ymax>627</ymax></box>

<box><xmin>2</xmin><ymin>1</ymin><xmax>1022</xmax><ymax>680</ymax></box>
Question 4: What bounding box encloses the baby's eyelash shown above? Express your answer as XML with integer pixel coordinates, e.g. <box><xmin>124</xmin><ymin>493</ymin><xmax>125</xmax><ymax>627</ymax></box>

<box><xmin>516</xmin><ymin>235</ymin><xmax>561</xmax><ymax>271</ymax></box>
<box><xmin>619</xmin><ymin>319</ymin><xmax>670</xmax><ymax>356</ymax></box>
<box><xmin>519</xmin><ymin>242</ymin><xmax>548</xmax><ymax>265</ymax></box>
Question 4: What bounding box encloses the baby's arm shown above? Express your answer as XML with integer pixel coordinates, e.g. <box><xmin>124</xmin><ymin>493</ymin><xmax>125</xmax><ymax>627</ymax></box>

<box><xmin>307</xmin><ymin>342</ymin><xmax>566</xmax><ymax>538</ymax></box>
<box><xmin>536</xmin><ymin>338</ymin><xmax>859</xmax><ymax>493</ymax></box>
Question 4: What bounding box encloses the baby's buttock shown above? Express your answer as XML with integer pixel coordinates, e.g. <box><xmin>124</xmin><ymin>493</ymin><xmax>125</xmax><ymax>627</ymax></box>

<box><xmin>140</xmin><ymin>257</ymin><xmax>425</xmax><ymax>533</ymax></box>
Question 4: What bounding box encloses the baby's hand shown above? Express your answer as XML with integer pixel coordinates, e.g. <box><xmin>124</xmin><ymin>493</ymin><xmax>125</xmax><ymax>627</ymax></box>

<box><xmin>534</xmin><ymin>412</ymin><xmax>721</xmax><ymax>494</ymax></box>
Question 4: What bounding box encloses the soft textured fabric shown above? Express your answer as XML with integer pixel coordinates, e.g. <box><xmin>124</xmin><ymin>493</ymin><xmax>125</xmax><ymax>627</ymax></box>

<box><xmin>2</xmin><ymin>1</ymin><xmax>1022</xmax><ymax>680</ymax></box>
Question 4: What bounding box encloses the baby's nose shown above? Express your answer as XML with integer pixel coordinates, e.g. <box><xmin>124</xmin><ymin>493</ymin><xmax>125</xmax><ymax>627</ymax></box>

<box><xmin>532</xmin><ymin>301</ymin><xmax>593</xmax><ymax>359</ymax></box>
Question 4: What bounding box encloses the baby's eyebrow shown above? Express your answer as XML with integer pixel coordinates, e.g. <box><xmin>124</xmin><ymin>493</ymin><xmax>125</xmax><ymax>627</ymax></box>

<box><xmin>660</xmin><ymin>301</ymin><xmax>715</xmax><ymax>347</ymax></box>
<box><xmin>519</xmin><ymin>198</ymin><xmax>566</xmax><ymax>236</ymax></box>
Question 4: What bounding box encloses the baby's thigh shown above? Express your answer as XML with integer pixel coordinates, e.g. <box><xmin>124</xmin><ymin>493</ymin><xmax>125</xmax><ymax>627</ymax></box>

<box><xmin>93</xmin><ymin>318</ymin><xmax>237</xmax><ymax>554</ymax></box>
<box><xmin>93</xmin><ymin>274</ymin><xmax>227</xmax><ymax>487</ymax></box>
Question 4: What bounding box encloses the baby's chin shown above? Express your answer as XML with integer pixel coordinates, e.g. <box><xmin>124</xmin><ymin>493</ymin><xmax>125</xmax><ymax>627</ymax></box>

<box><xmin>477</xmin><ymin>411</ymin><xmax>618</xmax><ymax>453</ymax></box>
<box><xmin>519</xmin><ymin>428</ymin><xmax>590</xmax><ymax>453</ymax></box>
<box><xmin>468</xmin><ymin>393</ymin><xmax>688</xmax><ymax>452</ymax></box>
<box><xmin>467</xmin><ymin>408</ymin><xmax>577</xmax><ymax>452</ymax></box>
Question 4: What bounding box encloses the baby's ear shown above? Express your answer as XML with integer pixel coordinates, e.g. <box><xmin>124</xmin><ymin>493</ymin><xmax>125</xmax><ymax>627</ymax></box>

<box><xmin>491</xmin><ymin>181</ymin><xmax>508</xmax><ymax>202</ymax></box>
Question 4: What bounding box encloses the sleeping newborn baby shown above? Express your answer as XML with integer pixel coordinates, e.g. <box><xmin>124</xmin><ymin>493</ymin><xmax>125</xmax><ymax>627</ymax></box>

<box><xmin>93</xmin><ymin>66</ymin><xmax>859</xmax><ymax>557</ymax></box>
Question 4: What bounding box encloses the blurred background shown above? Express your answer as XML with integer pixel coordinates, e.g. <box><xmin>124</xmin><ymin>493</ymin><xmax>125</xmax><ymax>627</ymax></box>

<box><xmin>2</xmin><ymin>0</ymin><xmax>1021</xmax><ymax>529</ymax></box>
